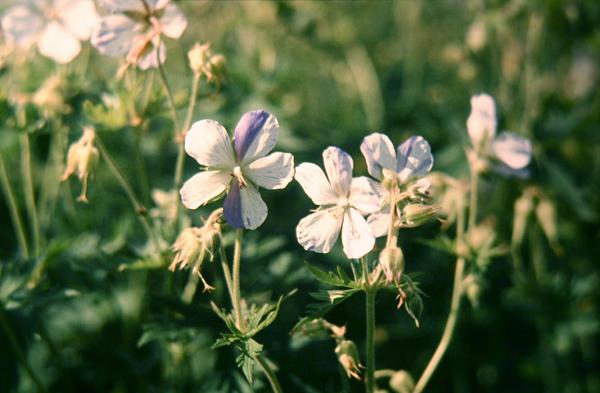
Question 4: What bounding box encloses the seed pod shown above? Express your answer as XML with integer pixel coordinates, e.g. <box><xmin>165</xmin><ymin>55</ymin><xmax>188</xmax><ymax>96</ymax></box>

<box><xmin>389</xmin><ymin>370</ymin><xmax>415</xmax><ymax>393</ymax></box>
<box><xmin>379</xmin><ymin>246</ymin><xmax>405</xmax><ymax>285</ymax></box>
<box><xmin>402</xmin><ymin>203</ymin><xmax>439</xmax><ymax>227</ymax></box>
<box><xmin>335</xmin><ymin>340</ymin><xmax>362</xmax><ymax>380</ymax></box>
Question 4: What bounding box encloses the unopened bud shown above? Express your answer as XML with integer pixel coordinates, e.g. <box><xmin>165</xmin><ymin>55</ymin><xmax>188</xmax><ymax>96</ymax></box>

<box><xmin>187</xmin><ymin>42</ymin><xmax>212</xmax><ymax>75</ymax></box>
<box><xmin>335</xmin><ymin>340</ymin><xmax>362</xmax><ymax>380</ymax></box>
<box><xmin>389</xmin><ymin>370</ymin><xmax>415</xmax><ymax>393</ymax></box>
<box><xmin>402</xmin><ymin>203</ymin><xmax>439</xmax><ymax>227</ymax></box>
<box><xmin>512</xmin><ymin>190</ymin><xmax>534</xmax><ymax>247</ymax></box>
<box><xmin>463</xmin><ymin>274</ymin><xmax>482</xmax><ymax>307</ymax></box>
<box><xmin>379</xmin><ymin>247</ymin><xmax>405</xmax><ymax>285</ymax></box>
<box><xmin>61</xmin><ymin>126</ymin><xmax>99</xmax><ymax>202</ymax></box>
<box><xmin>535</xmin><ymin>198</ymin><xmax>561</xmax><ymax>254</ymax></box>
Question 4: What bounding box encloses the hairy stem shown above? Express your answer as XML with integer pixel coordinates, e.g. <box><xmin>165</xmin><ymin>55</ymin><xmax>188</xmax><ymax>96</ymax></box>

<box><xmin>386</xmin><ymin>186</ymin><xmax>399</xmax><ymax>248</ymax></box>
<box><xmin>232</xmin><ymin>229</ymin><xmax>245</xmax><ymax>330</ymax></box>
<box><xmin>365</xmin><ymin>289</ymin><xmax>377</xmax><ymax>393</ymax></box>
<box><xmin>20</xmin><ymin>133</ymin><xmax>42</xmax><ymax>257</ymax></box>
<box><xmin>468</xmin><ymin>170</ymin><xmax>479</xmax><ymax>233</ymax></box>
<box><xmin>256</xmin><ymin>354</ymin><xmax>284</xmax><ymax>393</ymax></box>
<box><xmin>0</xmin><ymin>153</ymin><xmax>30</xmax><ymax>258</ymax></box>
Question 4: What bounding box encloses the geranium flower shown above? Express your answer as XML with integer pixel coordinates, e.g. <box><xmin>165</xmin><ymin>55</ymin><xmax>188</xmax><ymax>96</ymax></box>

<box><xmin>295</xmin><ymin>147</ymin><xmax>381</xmax><ymax>259</ymax></box>
<box><xmin>467</xmin><ymin>94</ymin><xmax>532</xmax><ymax>172</ymax></box>
<box><xmin>1</xmin><ymin>0</ymin><xmax>99</xmax><ymax>63</ymax></box>
<box><xmin>360</xmin><ymin>133</ymin><xmax>434</xmax><ymax>237</ymax></box>
<box><xmin>91</xmin><ymin>0</ymin><xmax>187</xmax><ymax>69</ymax></box>
<box><xmin>180</xmin><ymin>110</ymin><xmax>294</xmax><ymax>230</ymax></box>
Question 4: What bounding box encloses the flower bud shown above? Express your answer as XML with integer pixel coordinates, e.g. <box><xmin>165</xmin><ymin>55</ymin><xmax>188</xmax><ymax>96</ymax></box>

<box><xmin>389</xmin><ymin>370</ymin><xmax>415</xmax><ymax>393</ymax></box>
<box><xmin>402</xmin><ymin>203</ymin><xmax>439</xmax><ymax>227</ymax></box>
<box><xmin>512</xmin><ymin>189</ymin><xmax>534</xmax><ymax>247</ymax></box>
<box><xmin>187</xmin><ymin>42</ymin><xmax>212</xmax><ymax>75</ymax></box>
<box><xmin>378</xmin><ymin>247</ymin><xmax>405</xmax><ymax>285</ymax></box>
<box><xmin>463</xmin><ymin>274</ymin><xmax>482</xmax><ymax>307</ymax></box>
<box><xmin>335</xmin><ymin>340</ymin><xmax>362</xmax><ymax>380</ymax></box>
<box><xmin>535</xmin><ymin>197</ymin><xmax>561</xmax><ymax>254</ymax></box>
<box><xmin>61</xmin><ymin>126</ymin><xmax>99</xmax><ymax>202</ymax></box>
<box><xmin>468</xmin><ymin>220</ymin><xmax>496</xmax><ymax>252</ymax></box>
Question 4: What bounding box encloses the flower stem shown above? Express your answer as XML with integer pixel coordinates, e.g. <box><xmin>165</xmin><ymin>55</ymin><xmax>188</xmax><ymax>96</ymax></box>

<box><xmin>232</xmin><ymin>228</ymin><xmax>245</xmax><ymax>330</ymax></box>
<box><xmin>0</xmin><ymin>152</ymin><xmax>30</xmax><ymax>259</ymax></box>
<box><xmin>413</xmin><ymin>189</ymin><xmax>467</xmax><ymax>393</ymax></box>
<box><xmin>365</xmin><ymin>289</ymin><xmax>377</xmax><ymax>393</ymax></box>
<box><xmin>20</xmin><ymin>133</ymin><xmax>42</xmax><ymax>257</ymax></box>
<box><xmin>386</xmin><ymin>187</ymin><xmax>399</xmax><ymax>248</ymax></box>
<box><xmin>156</xmin><ymin>52</ymin><xmax>181</xmax><ymax>140</ymax></box>
<box><xmin>256</xmin><ymin>354</ymin><xmax>284</xmax><ymax>393</ymax></box>
<box><xmin>218</xmin><ymin>235</ymin><xmax>235</xmax><ymax>303</ymax></box>
<box><xmin>468</xmin><ymin>170</ymin><xmax>479</xmax><ymax>233</ymax></box>
<box><xmin>0</xmin><ymin>305</ymin><xmax>47</xmax><ymax>393</ymax></box>
<box><xmin>95</xmin><ymin>135</ymin><xmax>160</xmax><ymax>253</ymax></box>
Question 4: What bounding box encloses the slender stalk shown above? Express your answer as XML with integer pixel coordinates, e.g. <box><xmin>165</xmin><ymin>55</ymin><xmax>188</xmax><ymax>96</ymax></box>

<box><xmin>256</xmin><ymin>354</ymin><xmax>283</xmax><ymax>393</ymax></box>
<box><xmin>20</xmin><ymin>133</ymin><xmax>42</xmax><ymax>257</ymax></box>
<box><xmin>94</xmin><ymin>135</ymin><xmax>160</xmax><ymax>253</ymax></box>
<box><xmin>468</xmin><ymin>171</ymin><xmax>479</xmax><ymax>233</ymax></box>
<box><xmin>218</xmin><ymin>235</ymin><xmax>235</xmax><ymax>303</ymax></box>
<box><xmin>386</xmin><ymin>186</ymin><xmax>399</xmax><ymax>248</ymax></box>
<box><xmin>156</xmin><ymin>49</ymin><xmax>181</xmax><ymax>139</ymax></box>
<box><xmin>365</xmin><ymin>289</ymin><xmax>377</xmax><ymax>393</ymax></box>
<box><xmin>0</xmin><ymin>153</ymin><xmax>30</xmax><ymax>258</ymax></box>
<box><xmin>413</xmin><ymin>192</ymin><xmax>467</xmax><ymax>393</ymax></box>
<box><xmin>0</xmin><ymin>305</ymin><xmax>47</xmax><ymax>393</ymax></box>
<box><xmin>231</xmin><ymin>229</ymin><xmax>244</xmax><ymax>329</ymax></box>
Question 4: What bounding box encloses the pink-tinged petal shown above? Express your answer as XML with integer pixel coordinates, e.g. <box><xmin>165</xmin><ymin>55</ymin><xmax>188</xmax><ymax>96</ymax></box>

<box><xmin>96</xmin><ymin>0</ymin><xmax>146</xmax><ymax>13</ymax></box>
<box><xmin>159</xmin><ymin>3</ymin><xmax>187</xmax><ymax>39</ymax></box>
<box><xmin>234</xmin><ymin>110</ymin><xmax>279</xmax><ymax>163</ymax></box>
<box><xmin>367</xmin><ymin>209</ymin><xmax>391</xmax><ymax>238</ymax></box>
<box><xmin>91</xmin><ymin>14</ymin><xmax>142</xmax><ymax>57</ymax></box>
<box><xmin>180</xmin><ymin>170</ymin><xmax>230</xmax><ymax>209</ymax></box>
<box><xmin>360</xmin><ymin>133</ymin><xmax>396</xmax><ymax>180</ymax></box>
<box><xmin>246</xmin><ymin>152</ymin><xmax>294</xmax><ymax>190</ymax></box>
<box><xmin>296</xmin><ymin>207</ymin><xmax>343</xmax><ymax>254</ymax></box>
<box><xmin>185</xmin><ymin>119</ymin><xmax>235</xmax><ymax>169</ymax></box>
<box><xmin>323</xmin><ymin>146</ymin><xmax>353</xmax><ymax>197</ymax></box>
<box><xmin>492</xmin><ymin>132</ymin><xmax>532</xmax><ymax>170</ymax></box>
<box><xmin>294</xmin><ymin>163</ymin><xmax>338</xmax><ymax>206</ymax></box>
<box><xmin>342</xmin><ymin>208</ymin><xmax>375</xmax><ymax>259</ymax></box>
<box><xmin>348</xmin><ymin>177</ymin><xmax>382</xmax><ymax>214</ymax></box>
<box><xmin>1</xmin><ymin>5</ymin><xmax>44</xmax><ymax>48</ymax></box>
<box><xmin>56</xmin><ymin>0</ymin><xmax>99</xmax><ymax>40</ymax></box>
<box><xmin>37</xmin><ymin>22</ymin><xmax>81</xmax><ymax>64</ymax></box>
<box><xmin>396</xmin><ymin>136</ymin><xmax>433</xmax><ymax>183</ymax></box>
<box><xmin>223</xmin><ymin>182</ymin><xmax>268</xmax><ymax>230</ymax></box>
<box><xmin>467</xmin><ymin>93</ymin><xmax>496</xmax><ymax>147</ymax></box>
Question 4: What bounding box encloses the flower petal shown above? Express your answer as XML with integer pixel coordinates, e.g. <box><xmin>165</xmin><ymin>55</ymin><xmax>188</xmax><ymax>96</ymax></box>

<box><xmin>1</xmin><ymin>5</ymin><xmax>44</xmax><ymax>48</ymax></box>
<box><xmin>323</xmin><ymin>146</ymin><xmax>353</xmax><ymax>197</ymax></box>
<box><xmin>185</xmin><ymin>119</ymin><xmax>235</xmax><ymax>169</ymax></box>
<box><xmin>246</xmin><ymin>152</ymin><xmax>294</xmax><ymax>190</ymax></box>
<box><xmin>396</xmin><ymin>136</ymin><xmax>434</xmax><ymax>183</ymax></box>
<box><xmin>56</xmin><ymin>0</ymin><xmax>99</xmax><ymax>40</ymax></box>
<box><xmin>137</xmin><ymin>41</ymin><xmax>165</xmax><ymax>70</ymax></box>
<box><xmin>97</xmin><ymin>0</ymin><xmax>146</xmax><ymax>13</ymax></box>
<box><xmin>491</xmin><ymin>132</ymin><xmax>532</xmax><ymax>170</ymax></box>
<box><xmin>349</xmin><ymin>177</ymin><xmax>382</xmax><ymax>214</ymax></box>
<box><xmin>296</xmin><ymin>207</ymin><xmax>343</xmax><ymax>254</ymax></box>
<box><xmin>294</xmin><ymin>162</ymin><xmax>338</xmax><ymax>206</ymax></box>
<box><xmin>367</xmin><ymin>209</ymin><xmax>390</xmax><ymax>238</ymax></box>
<box><xmin>234</xmin><ymin>110</ymin><xmax>279</xmax><ymax>163</ymax></box>
<box><xmin>37</xmin><ymin>22</ymin><xmax>81</xmax><ymax>64</ymax></box>
<box><xmin>360</xmin><ymin>133</ymin><xmax>396</xmax><ymax>180</ymax></box>
<box><xmin>180</xmin><ymin>170</ymin><xmax>230</xmax><ymax>209</ymax></box>
<box><xmin>342</xmin><ymin>208</ymin><xmax>375</xmax><ymax>259</ymax></box>
<box><xmin>91</xmin><ymin>14</ymin><xmax>141</xmax><ymax>58</ymax></box>
<box><xmin>159</xmin><ymin>3</ymin><xmax>187</xmax><ymax>39</ymax></box>
<box><xmin>467</xmin><ymin>93</ymin><xmax>496</xmax><ymax>147</ymax></box>
<box><xmin>223</xmin><ymin>182</ymin><xmax>268</xmax><ymax>230</ymax></box>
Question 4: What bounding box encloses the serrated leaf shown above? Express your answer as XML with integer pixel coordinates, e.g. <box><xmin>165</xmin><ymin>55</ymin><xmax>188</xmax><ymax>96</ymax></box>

<box><xmin>292</xmin><ymin>288</ymin><xmax>359</xmax><ymax>333</ymax></box>
<box><xmin>305</xmin><ymin>262</ymin><xmax>358</xmax><ymax>288</ymax></box>
<box><xmin>210</xmin><ymin>301</ymin><xmax>241</xmax><ymax>335</ymax></box>
<box><xmin>236</xmin><ymin>338</ymin><xmax>263</xmax><ymax>383</ymax></box>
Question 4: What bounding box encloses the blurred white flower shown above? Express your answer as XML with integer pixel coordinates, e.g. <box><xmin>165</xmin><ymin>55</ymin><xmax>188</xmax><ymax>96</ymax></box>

<box><xmin>180</xmin><ymin>110</ymin><xmax>294</xmax><ymax>230</ymax></box>
<box><xmin>91</xmin><ymin>0</ymin><xmax>187</xmax><ymax>70</ymax></box>
<box><xmin>360</xmin><ymin>133</ymin><xmax>433</xmax><ymax>237</ymax></box>
<box><xmin>1</xmin><ymin>0</ymin><xmax>99</xmax><ymax>64</ymax></box>
<box><xmin>467</xmin><ymin>93</ymin><xmax>532</xmax><ymax>173</ymax></box>
<box><xmin>295</xmin><ymin>147</ymin><xmax>381</xmax><ymax>259</ymax></box>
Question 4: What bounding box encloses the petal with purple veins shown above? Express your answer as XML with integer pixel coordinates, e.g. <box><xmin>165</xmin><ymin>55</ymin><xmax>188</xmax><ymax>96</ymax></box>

<box><xmin>234</xmin><ymin>110</ymin><xmax>279</xmax><ymax>163</ymax></box>
<box><xmin>360</xmin><ymin>133</ymin><xmax>396</xmax><ymax>180</ymax></box>
<box><xmin>396</xmin><ymin>136</ymin><xmax>433</xmax><ymax>183</ymax></box>
<box><xmin>323</xmin><ymin>146</ymin><xmax>353</xmax><ymax>197</ymax></box>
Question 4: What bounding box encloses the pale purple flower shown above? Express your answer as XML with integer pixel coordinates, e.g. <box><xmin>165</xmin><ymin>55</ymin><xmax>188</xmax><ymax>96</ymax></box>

<box><xmin>180</xmin><ymin>110</ymin><xmax>294</xmax><ymax>230</ymax></box>
<box><xmin>295</xmin><ymin>147</ymin><xmax>381</xmax><ymax>259</ymax></box>
<box><xmin>360</xmin><ymin>133</ymin><xmax>434</xmax><ymax>237</ymax></box>
<box><xmin>467</xmin><ymin>93</ymin><xmax>532</xmax><ymax>172</ymax></box>
<box><xmin>91</xmin><ymin>0</ymin><xmax>187</xmax><ymax>69</ymax></box>
<box><xmin>1</xmin><ymin>0</ymin><xmax>99</xmax><ymax>64</ymax></box>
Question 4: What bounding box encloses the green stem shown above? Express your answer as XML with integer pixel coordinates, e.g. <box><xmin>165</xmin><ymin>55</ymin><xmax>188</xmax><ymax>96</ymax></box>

<box><xmin>219</xmin><ymin>235</ymin><xmax>235</xmax><ymax>303</ymax></box>
<box><xmin>0</xmin><ymin>305</ymin><xmax>48</xmax><ymax>393</ymax></box>
<box><xmin>156</xmin><ymin>50</ymin><xmax>181</xmax><ymax>139</ymax></box>
<box><xmin>468</xmin><ymin>171</ymin><xmax>479</xmax><ymax>233</ymax></box>
<box><xmin>256</xmin><ymin>354</ymin><xmax>284</xmax><ymax>393</ymax></box>
<box><xmin>232</xmin><ymin>229</ymin><xmax>244</xmax><ymax>330</ymax></box>
<box><xmin>385</xmin><ymin>186</ymin><xmax>399</xmax><ymax>248</ymax></box>
<box><xmin>20</xmin><ymin>133</ymin><xmax>42</xmax><ymax>257</ymax></box>
<box><xmin>365</xmin><ymin>289</ymin><xmax>377</xmax><ymax>393</ymax></box>
<box><xmin>95</xmin><ymin>135</ymin><xmax>160</xmax><ymax>253</ymax></box>
<box><xmin>0</xmin><ymin>153</ymin><xmax>30</xmax><ymax>259</ymax></box>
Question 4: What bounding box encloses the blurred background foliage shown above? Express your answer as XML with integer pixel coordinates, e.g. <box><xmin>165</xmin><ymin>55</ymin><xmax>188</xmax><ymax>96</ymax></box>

<box><xmin>1</xmin><ymin>0</ymin><xmax>599</xmax><ymax>392</ymax></box>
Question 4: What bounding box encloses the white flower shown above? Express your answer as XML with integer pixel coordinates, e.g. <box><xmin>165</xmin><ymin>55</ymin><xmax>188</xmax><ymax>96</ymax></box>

<box><xmin>295</xmin><ymin>147</ymin><xmax>381</xmax><ymax>259</ymax></box>
<box><xmin>466</xmin><ymin>93</ymin><xmax>532</xmax><ymax>172</ymax></box>
<box><xmin>180</xmin><ymin>110</ymin><xmax>294</xmax><ymax>230</ymax></box>
<box><xmin>1</xmin><ymin>0</ymin><xmax>99</xmax><ymax>64</ymax></box>
<box><xmin>360</xmin><ymin>133</ymin><xmax>434</xmax><ymax>237</ymax></box>
<box><xmin>91</xmin><ymin>0</ymin><xmax>187</xmax><ymax>70</ymax></box>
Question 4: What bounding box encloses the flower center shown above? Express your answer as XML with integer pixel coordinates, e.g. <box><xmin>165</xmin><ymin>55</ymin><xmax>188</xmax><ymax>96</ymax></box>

<box><xmin>231</xmin><ymin>166</ymin><xmax>247</xmax><ymax>188</ymax></box>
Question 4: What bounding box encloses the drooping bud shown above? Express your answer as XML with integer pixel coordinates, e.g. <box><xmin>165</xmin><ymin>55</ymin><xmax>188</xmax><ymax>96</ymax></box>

<box><xmin>463</xmin><ymin>274</ymin><xmax>482</xmax><ymax>307</ymax></box>
<box><xmin>389</xmin><ymin>370</ymin><xmax>415</xmax><ymax>393</ymax></box>
<box><xmin>378</xmin><ymin>247</ymin><xmax>405</xmax><ymax>285</ymax></box>
<box><xmin>335</xmin><ymin>340</ymin><xmax>362</xmax><ymax>380</ymax></box>
<box><xmin>512</xmin><ymin>188</ymin><xmax>535</xmax><ymax>247</ymax></box>
<box><xmin>402</xmin><ymin>203</ymin><xmax>440</xmax><ymax>227</ymax></box>
<box><xmin>61</xmin><ymin>126</ymin><xmax>99</xmax><ymax>202</ymax></box>
<box><xmin>535</xmin><ymin>197</ymin><xmax>561</xmax><ymax>254</ymax></box>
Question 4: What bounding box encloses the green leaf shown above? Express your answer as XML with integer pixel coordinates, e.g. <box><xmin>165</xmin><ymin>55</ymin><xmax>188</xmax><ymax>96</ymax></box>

<box><xmin>305</xmin><ymin>262</ymin><xmax>357</xmax><ymax>288</ymax></box>
<box><xmin>416</xmin><ymin>235</ymin><xmax>456</xmax><ymax>256</ymax></box>
<box><xmin>292</xmin><ymin>288</ymin><xmax>360</xmax><ymax>333</ymax></box>
<box><xmin>235</xmin><ymin>338</ymin><xmax>263</xmax><ymax>384</ymax></box>
<box><xmin>210</xmin><ymin>301</ymin><xmax>241</xmax><ymax>335</ymax></box>
<box><xmin>405</xmin><ymin>290</ymin><xmax>424</xmax><ymax>328</ymax></box>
